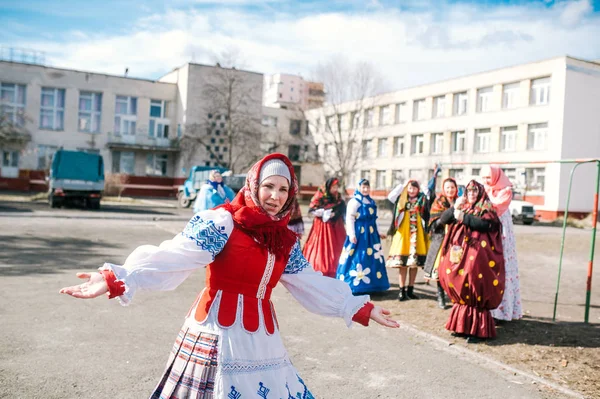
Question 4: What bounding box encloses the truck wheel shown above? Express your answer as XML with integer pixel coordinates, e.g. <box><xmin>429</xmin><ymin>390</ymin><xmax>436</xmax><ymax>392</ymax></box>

<box><xmin>523</xmin><ymin>220</ymin><xmax>534</xmax><ymax>225</ymax></box>
<box><xmin>49</xmin><ymin>195</ymin><xmax>60</xmax><ymax>208</ymax></box>
<box><xmin>178</xmin><ymin>192</ymin><xmax>191</xmax><ymax>208</ymax></box>
<box><xmin>89</xmin><ymin>199</ymin><xmax>101</xmax><ymax>210</ymax></box>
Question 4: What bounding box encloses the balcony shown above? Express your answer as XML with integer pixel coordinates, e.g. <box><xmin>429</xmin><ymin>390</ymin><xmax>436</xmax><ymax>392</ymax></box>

<box><xmin>106</xmin><ymin>132</ymin><xmax>180</xmax><ymax>152</ymax></box>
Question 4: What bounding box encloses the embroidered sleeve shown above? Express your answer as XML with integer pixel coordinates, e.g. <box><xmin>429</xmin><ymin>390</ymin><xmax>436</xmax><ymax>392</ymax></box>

<box><xmin>284</xmin><ymin>241</ymin><xmax>310</xmax><ymax>274</ymax></box>
<box><xmin>388</xmin><ymin>182</ymin><xmax>405</xmax><ymax>203</ymax></box>
<box><xmin>279</xmin><ymin>260</ymin><xmax>370</xmax><ymax>327</ymax></box>
<box><xmin>100</xmin><ymin>208</ymin><xmax>233</xmax><ymax>306</ymax></box>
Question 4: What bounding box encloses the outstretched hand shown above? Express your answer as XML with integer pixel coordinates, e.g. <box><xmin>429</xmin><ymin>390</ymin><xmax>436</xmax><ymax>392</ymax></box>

<box><xmin>59</xmin><ymin>272</ymin><xmax>108</xmax><ymax>299</ymax></box>
<box><xmin>369</xmin><ymin>306</ymin><xmax>400</xmax><ymax>328</ymax></box>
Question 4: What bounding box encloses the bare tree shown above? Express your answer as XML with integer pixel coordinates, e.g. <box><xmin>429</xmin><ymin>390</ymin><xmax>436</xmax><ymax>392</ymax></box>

<box><xmin>179</xmin><ymin>50</ymin><xmax>263</xmax><ymax>173</ymax></box>
<box><xmin>308</xmin><ymin>56</ymin><xmax>385</xmax><ymax>188</ymax></box>
<box><xmin>0</xmin><ymin>111</ymin><xmax>31</xmax><ymax>148</ymax></box>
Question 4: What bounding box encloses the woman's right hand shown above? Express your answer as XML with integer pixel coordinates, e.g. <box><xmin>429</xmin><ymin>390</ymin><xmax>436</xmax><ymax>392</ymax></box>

<box><xmin>59</xmin><ymin>272</ymin><xmax>108</xmax><ymax>299</ymax></box>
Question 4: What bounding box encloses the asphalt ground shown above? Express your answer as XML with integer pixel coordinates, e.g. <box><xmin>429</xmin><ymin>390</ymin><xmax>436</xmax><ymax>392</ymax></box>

<box><xmin>0</xmin><ymin>205</ymin><xmax>578</xmax><ymax>399</ymax></box>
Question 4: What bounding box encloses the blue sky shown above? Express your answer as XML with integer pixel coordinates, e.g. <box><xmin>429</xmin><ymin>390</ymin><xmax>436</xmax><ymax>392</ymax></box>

<box><xmin>1</xmin><ymin>0</ymin><xmax>599</xmax><ymax>90</ymax></box>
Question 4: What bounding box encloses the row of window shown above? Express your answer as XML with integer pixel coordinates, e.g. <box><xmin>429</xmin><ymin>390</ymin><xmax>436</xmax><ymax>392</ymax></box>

<box><xmin>356</xmin><ymin>167</ymin><xmax>546</xmax><ymax>192</ymax></box>
<box><xmin>360</xmin><ymin>123</ymin><xmax>548</xmax><ymax>159</ymax></box>
<box><xmin>320</xmin><ymin>77</ymin><xmax>550</xmax><ymax>131</ymax></box>
<box><xmin>1</xmin><ymin>82</ymin><xmax>171</xmax><ymax>138</ymax></box>
<box><xmin>261</xmin><ymin>115</ymin><xmax>308</xmax><ymax>136</ymax></box>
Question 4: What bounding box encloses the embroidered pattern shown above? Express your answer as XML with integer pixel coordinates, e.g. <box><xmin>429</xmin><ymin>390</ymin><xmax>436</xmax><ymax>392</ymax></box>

<box><xmin>286</xmin><ymin>375</ymin><xmax>314</xmax><ymax>399</ymax></box>
<box><xmin>221</xmin><ymin>356</ymin><xmax>291</xmax><ymax>375</ymax></box>
<box><xmin>257</xmin><ymin>252</ymin><xmax>276</xmax><ymax>299</ymax></box>
<box><xmin>228</xmin><ymin>385</ymin><xmax>242</xmax><ymax>399</ymax></box>
<box><xmin>284</xmin><ymin>242</ymin><xmax>310</xmax><ymax>274</ymax></box>
<box><xmin>257</xmin><ymin>382</ymin><xmax>270</xmax><ymax>398</ymax></box>
<box><xmin>182</xmin><ymin>214</ymin><xmax>229</xmax><ymax>259</ymax></box>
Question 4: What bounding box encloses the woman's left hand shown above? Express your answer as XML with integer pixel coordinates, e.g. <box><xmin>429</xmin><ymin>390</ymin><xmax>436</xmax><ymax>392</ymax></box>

<box><xmin>370</xmin><ymin>306</ymin><xmax>400</xmax><ymax>328</ymax></box>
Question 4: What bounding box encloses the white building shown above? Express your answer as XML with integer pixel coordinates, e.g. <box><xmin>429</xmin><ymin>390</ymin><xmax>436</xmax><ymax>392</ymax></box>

<box><xmin>263</xmin><ymin>73</ymin><xmax>324</xmax><ymax>110</ymax></box>
<box><xmin>306</xmin><ymin>56</ymin><xmax>600</xmax><ymax>220</ymax></box>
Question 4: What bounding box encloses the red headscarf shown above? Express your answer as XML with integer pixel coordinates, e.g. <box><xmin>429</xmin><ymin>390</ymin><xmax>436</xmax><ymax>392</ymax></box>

<box><xmin>220</xmin><ymin>153</ymin><xmax>299</xmax><ymax>259</ymax></box>
<box><xmin>481</xmin><ymin>165</ymin><xmax>513</xmax><ymax>217</ymax></box>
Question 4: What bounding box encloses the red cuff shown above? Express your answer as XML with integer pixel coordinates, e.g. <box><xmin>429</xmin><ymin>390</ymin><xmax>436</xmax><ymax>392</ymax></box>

<box><xmin>99</xmin><ymin>269</ymin><xmax>126</xmax><ymax>299</ymax></box>
<box><xmin>352</xmin><ymin>302</ymin><xmax>374</xmax><ymax>326</ymax></box>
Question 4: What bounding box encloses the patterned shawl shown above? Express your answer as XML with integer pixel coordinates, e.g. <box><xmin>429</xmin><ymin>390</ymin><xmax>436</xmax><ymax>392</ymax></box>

<box><xmin>220</xmin><ymin>153</ymin><xmax>299</xmax><ymax>259</ymax></box>
<box><xmin>429</xmin><ymin>178</ymin><xmax>458</xmax><ymax>228</ymax></box>
<box><xmin>309</xmin><ymin>177</ymin><xmax>343</xmax><ymax>211</ymax></box>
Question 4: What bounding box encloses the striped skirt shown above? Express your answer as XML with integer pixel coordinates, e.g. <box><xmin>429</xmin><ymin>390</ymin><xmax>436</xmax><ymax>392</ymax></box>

<box><xmin>150</xmin><ymin>327</ymin><xmax>219</xmax><ymax>399</ymax></box>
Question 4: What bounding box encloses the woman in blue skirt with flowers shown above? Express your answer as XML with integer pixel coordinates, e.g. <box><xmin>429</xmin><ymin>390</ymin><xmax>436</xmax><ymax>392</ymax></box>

<box><xmin>337</xmin><ymin>179</ymin><xmax>390</xmax><ymax>294</ymax></box>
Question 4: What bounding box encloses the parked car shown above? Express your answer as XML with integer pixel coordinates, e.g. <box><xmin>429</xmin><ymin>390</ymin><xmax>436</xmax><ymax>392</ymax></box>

<box><xmin>177</xmin><ymin>166</ymin><xmax>229</xmax><ymax>208</ymax></box>
<box><xmin>48</xmin><ymin>149</ymin><xmax>104</xmax><ymax>209</ymax></box>
<box><xmin>510</xmin><ymin>191</ymin><xmax>536</xmax><ymax>225</ymax></box>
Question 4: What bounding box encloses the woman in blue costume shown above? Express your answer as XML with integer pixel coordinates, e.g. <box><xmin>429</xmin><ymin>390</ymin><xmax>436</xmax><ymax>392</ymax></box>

<box><xmin>193</xmin><ymin>169</ymin><xmax>236</xmax><ymax>212</ymax></box>
<box><xmin>337</xmin><ymin>179</ymin><xmax>390</xmax><ymax>294</ymax></box>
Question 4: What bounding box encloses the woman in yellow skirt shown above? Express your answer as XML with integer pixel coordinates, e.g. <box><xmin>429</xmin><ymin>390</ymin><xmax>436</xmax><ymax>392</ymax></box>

<box><xmin>386</xmin><ymin>180</ymin><xmax>430</xmax><ymax>301</ymax></box>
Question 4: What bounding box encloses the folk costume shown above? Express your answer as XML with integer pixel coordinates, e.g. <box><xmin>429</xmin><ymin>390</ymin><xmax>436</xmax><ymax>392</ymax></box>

<box><xmin>337</xmin><ymin>179</ymin><xmax>390</xmax><ymax>294</ymax></box>
<box><xmin>483</xmin><ymin>165</ymin><xmax>523</xmax><ymax>321</ymax></box>
<box><xmin>99</xmin><ymin>154</ymin><xmax>373</xmax><ymax>398</ymax></box>
<box><xmin>193</xmin><ymin>170</ymin><xmax>236</xmax><ymax>213</ymax></box>
<box><xmin>303</xmin><ymin>178</ymin><xmax>346</xmax><ymax>277</ymax></box>
<box><xmin>438</xmin><ymin>180</ymin><xmax>505</xmax><ymax>339</ymax></box>
<box><xmin>424</xmin><ymin>177</ymin><xmax>459</xmax><ymax>309</ymax></box>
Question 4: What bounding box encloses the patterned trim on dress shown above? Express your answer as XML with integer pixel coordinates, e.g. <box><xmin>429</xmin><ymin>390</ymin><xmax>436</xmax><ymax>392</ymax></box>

<box><xmin>284</xmin><ymin>242</ymin><xmax>310</xmax><ymax>274</ymax></box>
<box><xmin>220</xmin><ymin>355</ymin><xmax>292</xmax><ymax>375</ymax></box>
<box><xmin>182</xmin><ymin>214</ymin><xmax>229</xmax><ymax>259</ymax></box>
<box><xmin>257</xmin><ymin>252</ymin><xmax>276</xmax><ymax>299</ymax></box>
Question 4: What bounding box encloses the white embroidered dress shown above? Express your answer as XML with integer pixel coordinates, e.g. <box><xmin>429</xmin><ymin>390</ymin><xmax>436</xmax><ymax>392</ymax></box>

<box><xmin>102</xmin><ymin>208</ymin><xmax>369</xmax><ymax>398</ymax></box>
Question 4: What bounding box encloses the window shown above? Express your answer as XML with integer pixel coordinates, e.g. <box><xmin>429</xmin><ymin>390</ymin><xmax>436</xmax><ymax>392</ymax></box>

<box><xmin>502</xmin><ymin>82</ymin><xmax>519</xmax><ymax>109</ymax></box>
<box><xmin>472</xmin><ymin>168</ymin><xmax>481</xmax><ymax>177</ymax></box>
<box><xmin>393</xmin><ymin>136</ymin><xmax>404</xmax><ymax>156</ymax></box>
<box><xmin>411</xmin><ymin>134</ymin><xmax>425</xmax><ymax>155</ymax></box>
<box><xmin>177</xmin><ymin>124</ymin><xmax>182</xmax><ymax>138</ymax></box>
<box><xmin>527</xmin><ymin>123</ymin><xmax>548</xmax><ymax>150</ymax></box>
<box><xmin>114</xmin><ymin>96</ymin><xmax>137</xmax><ymax>135</ymax></box>
<box><xmin>78</xmin><ymin>91</ymin><xmax>102</xmax><ymax>133</ymax></box>
<box><xmin>2</xmin><ymin>150</ymin><xmax>19</xmax><ymax>167</ymax></box>
<box><xmin>376</xmin><ymin>170</ymin><xmax>387</xmax><ymax>189</ymax></box>
<box><xmin>364</xmin><ymin>108</ymin><xmax>374</xmax><ymax>128</ymax></box>
<box><xmin>502</xmin><ymin>168</ymin><xmax>517</xmax><ymax>183</ymax></box>
<box><xmin>37</xmin><ymin>145</ymin><xmax>58</xmax><ymax>169</ymax></box>
<box><xmin>409</xmin><ymin>169</ymin><xmax>425</xmax><ymax>182</ymax></box>
<box><xmin>379</xmin><ymin>105</ymin><xmax>391</xmax><ymax>126</ymax></box>
<box><xmin>449</xmin><ymin>168</ymin><xmax>465</xmax><ymax>181</ymax></box>
<box><xmin>288</xmin><ymin>145</ymin><xmax>301</xmax><ymax>161</ymax></box>
<box><xmin>431</xmin><ymin>133</ymin><xmax>444</xmax><ymax>155</ymax></box>
<box><xmin>500</xmin><ymin>126</ymin><xmax>517</xmax><ymax>152</ymax></box>
<box><xmin>362</xmin><ymin>139</ymin><xmax>372</xmax><ymax>159</ymax></box>
<box><xmin>40</xmin><ymin>87</ymin><xmax>65</xmax><ymax>130</ymax></box>
<box><xmin>395</xmin><ymin>103</ymin><xmax>408</xmax><ymax>124</ymax></box>
<box><xmin>433</xmin><ymin>96</ymin><xmax>446</xmax><ymax>118</ymax></box>
<box><xmin>146</xmin><ymin>153</ymin><xmax>168</xmax><ymax>176</ymax></box>
<box><xmin>149</xmin><ymin>100</ymin><xmax>169</xmax><ymax>139</ymax></box>
<box><xmin>261</xmin><ymin>115</ymin><xmax>277</xmax><ymax>126</ymax></box>
<box><xmin>392</xmin><ymin>170</ymin><xmax>404</xmax><ymax>185</ymax></box>
<box><xmin>413</xmin><ymin>99</ymin><xmax>426</xmax><ymax>121</ymax></box>
<box><xmin>451</xmin><ymin>131</ymin><xmax>466</xmax><ymax>153</ymax></box>
<box><xmin>530</xmin><ymin>77</ymin><xmax>550</xmax><ymax>105</ymax></box>
<box><xmin>526</xmin><ymin>167</ymin><xmax>545</xmax><ymax>192</ymax></box>
<box><xmin>474</xmin><ymin>128</ymin><xmax>491</xmax><ymax>153</ymax></box>
<box><xmin>351</xmin><ymin>112</ymin><xmax>360</xmax><ymax>129</ymax></box>
<box><xmin>476</xmin><ymin>87</ymin><xmax>493</xmax><ymax>113</ymax></box>
<box><xmin>1</xmin><ymin>83</ymin><xmax>26</xmax><ymax>126</ymax></box>
<box><xmin>289</xmin><ymin>119</ymin><xmax>302</xmax><ymax>135</ymax></box>
<box><xmin>453</xmin><ymin>92</ymin><xmax>468</xmax><ymax>116</ymax></box>
<box><xmin>112</xmin><ymin>151</ymin><xmax>135</xmax><ymax>174</ymax></box>
<box><xmin>361</xmin><ymin>170</ymin><xmax>371</xmax><ymax>181</ymax></box>
<box><xmin>377</xmin><ymin>138</ymin><xmax>388</xmax><ymax>157</ymax></box>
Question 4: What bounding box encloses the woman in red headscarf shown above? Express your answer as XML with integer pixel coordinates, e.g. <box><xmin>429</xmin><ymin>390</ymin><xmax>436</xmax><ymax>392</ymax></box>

<box><xmin>59</xmin><ymin>154</ymin><xmax>398</xmax><ymax>398</ymax></box>
<box><xmin>437</xmin><ymin>180</ymin><xmax>505</xmax><ymax>343</ymax></box>
<box><xmin>303</xmin><ymin>177</ymin><xmax>347</xmax><ymax>277</ymax></box>
<box><xmin>480</xmin><ymin>165</ymin><xmax>523</xmax><ymax>322</ymax></box>
<box><xmin>424</xmin><ymin>177</ymin><xmax>459</xmax><ymax>309</ymax></box>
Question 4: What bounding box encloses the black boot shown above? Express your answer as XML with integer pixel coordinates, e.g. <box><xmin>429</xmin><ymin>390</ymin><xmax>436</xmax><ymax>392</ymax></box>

<box><xmin>406</xmin><ymin>285</ymin><xmax>419</xmax><ymax>300</ymax></box>
<box><xmin>398</xmin><ymin>287</ymin><xmax>408</xmax><ymax>301</ymax></box>
<box><xmin>436</xmin><ymin>282</ymin><xmax>447</xmax><ymax>309</ymax></box>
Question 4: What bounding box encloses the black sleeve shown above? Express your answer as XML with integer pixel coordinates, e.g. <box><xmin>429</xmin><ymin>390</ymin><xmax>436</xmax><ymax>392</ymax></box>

<box><xmin>462</xmin><ymin>214</ymin><xmax>498</xmax><ymax>232</ymax></box>
<box><xmin>438</xmin><ymin>207</ymin><xmax>456</xmax><ymax>225</ymax></box>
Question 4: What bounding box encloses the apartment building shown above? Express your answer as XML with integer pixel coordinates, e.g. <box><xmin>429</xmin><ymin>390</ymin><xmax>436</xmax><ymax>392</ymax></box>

<box><xmin>0</xmin><ymin>60</ymin><xmax>320</xmax><ymax>195</ymax></box>
<box><xmin>306</xmin><ymin>56</ymin><xmax>600</xmax><ymax>219</ymax></box>
<box><xmin>263</xmin><ymin>73</ymin><xmax>325</xmax><ymax>110</ymax></box>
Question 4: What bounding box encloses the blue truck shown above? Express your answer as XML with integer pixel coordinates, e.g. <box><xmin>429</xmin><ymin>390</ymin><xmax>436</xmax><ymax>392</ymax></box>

<box><xmin>177</xmin><ymin>166</ymin><xmax>246</xmax><ymax>208</ymax></box>
<box><xmin>48</xmin><ymin>149</ymin><xmax>105</xmax><ymax>209</ymax></box>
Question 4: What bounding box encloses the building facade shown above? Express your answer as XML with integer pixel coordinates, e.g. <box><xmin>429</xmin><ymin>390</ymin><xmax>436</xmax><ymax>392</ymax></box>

<box><xmin>306</xmin><ymin>56</ymin><xmax>600</xmax><ymax>219</ymax></box>
<box><xmin>263</xmin><ymin>73</ymin><xmax>325</xmax><ymax>110</ymax></box>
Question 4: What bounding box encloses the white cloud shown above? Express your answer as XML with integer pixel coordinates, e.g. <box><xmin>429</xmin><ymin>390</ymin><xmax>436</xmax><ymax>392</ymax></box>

<box><xmin>7</xmin><ymin>1</ymin><xmax>600</xmax><ymax>90</ymax></box>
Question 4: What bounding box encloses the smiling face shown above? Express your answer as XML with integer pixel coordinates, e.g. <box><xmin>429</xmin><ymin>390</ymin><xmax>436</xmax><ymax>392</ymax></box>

<box><xmin>259</xmin><ymin>175</ymin><xmax>290</xmax><ymax>216</ymax></box>
<box><xmin>466</xmin><ymin>185</ymin><xmax>479</xmax><ymax>205</ymax></box>
<box><xmin>212</xmin><ymin>172</ymin><xmax>223</xmax><ymax>183</ymax></box>
<box><xmin>444</xmin><ymin>181</ymin><xmax>457</xmax><ymax>198</ymax></box>
<box><xmin>480</xmin><ymin>166</ymin><xmax>493</xmax><ymax>186</ymax></box>
<box><xmin>407</xmin><ymin>184</ymin><xmax>419</xmax><ymax>198</ymax></box>
<box><xmin>329</xmin><ymin>182</ymin><xmax>339</xmax><ymax>195</ymax></box>
<box><xmin>360</xmin><ymin>183</ymin><xmax>370</xmax><ymax>196</ymax></box>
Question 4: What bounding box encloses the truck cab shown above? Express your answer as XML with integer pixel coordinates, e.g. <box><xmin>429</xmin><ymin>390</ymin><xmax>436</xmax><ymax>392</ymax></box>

<box><xmin>177</xmin><ymin>166</ymin><xmax>228</xmax><ymax>208</ymax></box>
<box><xmin>48</xmin><ymin>150</ymin><xmax>105</xmax><ymax>209</ymax></box>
